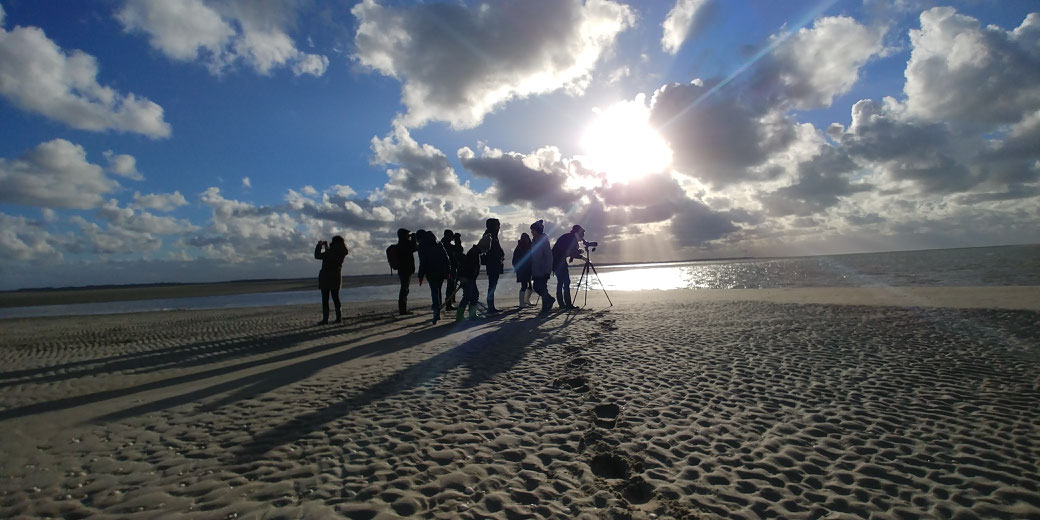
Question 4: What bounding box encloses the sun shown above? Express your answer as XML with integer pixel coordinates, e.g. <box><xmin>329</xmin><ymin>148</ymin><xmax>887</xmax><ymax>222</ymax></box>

<box><xmin>579</xmin><ymin>95</ymin><xmax>673</xmax><ymax>184</ymax></box>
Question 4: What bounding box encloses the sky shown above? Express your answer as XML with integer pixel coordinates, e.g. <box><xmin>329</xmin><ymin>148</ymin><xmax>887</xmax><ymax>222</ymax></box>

<box><xmin>0</xmin><ymin>0</ymin><xmax>1038</xmax><ymax>290</ymax></box>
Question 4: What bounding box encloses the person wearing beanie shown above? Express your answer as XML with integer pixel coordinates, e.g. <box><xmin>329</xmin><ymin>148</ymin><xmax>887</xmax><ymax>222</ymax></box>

<box><xmin>529</xmin><ymin>220</ymin><xmax>555</xmax><ymax>314</ymax></box>
<box><xmin>551</xmin><ymin>224</ymin><xmax>585</xmax><ymax>310</ymax></box>
<box><xmin>482</xmin><ymin>218</ymin><xmax>505</xmax><ymax>313</ymax></box>
<box><xmin>457</xmin><ymin>234</ymin><xmax>491</xmax><ymax>320</ymax></box>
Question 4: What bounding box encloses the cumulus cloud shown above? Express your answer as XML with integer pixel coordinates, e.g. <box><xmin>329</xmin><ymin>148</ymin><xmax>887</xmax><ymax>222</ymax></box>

<box><xmin>242</xmin><ymin>176</ymin><xmax>251</xmax><ymax>188</ymax></box>
<box><xmin>191</xmin><ymin>187</ymin><xmax>308</xmax><ymax>262</ymax></box>
<box><xmin>352</xmin><ymin>0</ymin><xmax>635</xmax><ymax>129</ymax></box>
<box><xmin>132</xmin><ymin>191</ymin><xmax>189</xmax><ymax>212</ymax></box>
<box><xmin>902</xmin><ymin>8</ymin><xmax>1040</xmax><ymax>130</ymax></box>
<box><xmin>0</xmin><ymin>16</ymin><xmax>171</xmax><ymax>137</ymax></box>
<box><xmin>661</xmin><ymin>0</ymin><xmax>714</xmax><ymax>54</ymax></box>
<box><xmin>0</xmin><ymin>139</ymin><xmax>120</xmax><ymax>209</ymax></box>
<box><xmin>370</xmin><ymin>124</ymin><xmax>466</xmax><ymax>199</ymax></box>
<box><xmin>117</xmin><ymin>0</ymin><xmax>328</xmax><ymax>77</ymax></box>
<box><xmin>760</xmin><ymin>16</ymin><xmax>886</xmax><ymax>110</ymax></box>
<box><xmin>0</xmin><ymin>213</ymin><xmax>62</xmax><ymax>261</ymax></box>
<box><xmin>103</xmin><ymin>150</ymin><xmax>143</xmax><ymax>180</ymax></box>
<box><xmin>96</xmin><ymin>199</ymin><xmax>197</xmax><ymax>235</ymax></box>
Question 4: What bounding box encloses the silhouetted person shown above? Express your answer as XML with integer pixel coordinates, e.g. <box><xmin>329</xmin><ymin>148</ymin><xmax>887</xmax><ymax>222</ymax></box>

<box><xmin>530</xmin><ymin>220</ymin><xmax>555</xmax><ymax>314</ymax></box>
<box><xmin>441</xmin><ymin>229</ymin><xmax>459</xmax><ymax>310</ymax></box>
<box><xmin>417</xmin><ymin>230</ymin><xmax>451</xmax><ymax>324</ymax></box>
<box><xmin>457</xmin><ymin>234</ymin><xmax>491</xmax><ymax>321</ymax></box>
<box><xmin>314</xmin><ymin>235</ymin><xmax>348</xmax><ymax>324</ymax></box>
<box><xmin>551</xmin><ymin>224</ymin><xmax>585</xmax><ymax>310</ymax></box>
<box><xmin>482</xmin><ymin>218</ymin><xmax>505</xmax><ymax>313</ymax></box>
<box><xmin>446</xmin><ymin>232</ymin><xmax>464</xmax><ymax>309</ymax></box>
<box><xmin>393</xmin><ymin>228</ymin><xmax>418</xmax><ymax>315</ymax></box>
<box><xmin>512</xmin><ymin>232</ymin><xmax>533</xmax><ymax>308</ymax></box>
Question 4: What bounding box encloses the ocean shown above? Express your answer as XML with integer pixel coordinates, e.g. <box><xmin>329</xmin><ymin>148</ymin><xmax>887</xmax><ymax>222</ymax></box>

<box><xmin>2</xmin><ymin>244</ymin><xmax>1037</xmax><ymax>319</ymax></box>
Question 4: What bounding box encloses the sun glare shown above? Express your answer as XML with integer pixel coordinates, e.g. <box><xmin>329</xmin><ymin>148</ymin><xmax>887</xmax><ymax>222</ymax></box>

<box><xmin>579</xmin><ymin>96</ymin><xmax>673</xmax><ymax>184</ymax></box>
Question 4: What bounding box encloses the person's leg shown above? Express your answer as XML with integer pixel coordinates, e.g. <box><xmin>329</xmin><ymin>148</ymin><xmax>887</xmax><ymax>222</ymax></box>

<box><xmin>445</xmin><ymin>275</ymin><xmax>457</xmax><ymax>309</ymax></box>
<box><xmin>331</xmin><ymin>289</ymin><xmax>342</xmax><ymax>322</ymax></box>
<box><xmin>519</xmin><ymin>279</ymin><xmax>528</xmax><ymax>308</ymax></box>
<box><xmin>535</xmin><ymin>275</ymin><xmax>554</xmax><ymax>313</ymax></box>
<box><xmin>486</xmin><ymin>271</ymin><xmax>500</xmax><ymax>312</ymax></box>
<box><xmin>398</xmin><ymin>272</ymin><xmax>411</xmax><ymax>314</ymax></box>
<box><xmin>320</xmin><ymin>288</ymin><xmax>330</xmax><ymax>323</ymax></box>
<box><xmin>429</xmin><ymin>277</ymin><xmax>443</xmax><ymax>322</ymax></box>
<box><xmin>457</xmin><ymin>280</ymin><xmax>475</xmax><ymax>320</ymax></box>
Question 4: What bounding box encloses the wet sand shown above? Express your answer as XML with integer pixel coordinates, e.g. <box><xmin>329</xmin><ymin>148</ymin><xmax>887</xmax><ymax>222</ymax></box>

<box><xmin>0</xmin><ymin>288</ymin><xmax>1038</xmax><ymax>518</ymax></box>
<box><xmin>0</xmin><ymin>275</ymin><xmax>402</xmax><ymax>308</ymax></box>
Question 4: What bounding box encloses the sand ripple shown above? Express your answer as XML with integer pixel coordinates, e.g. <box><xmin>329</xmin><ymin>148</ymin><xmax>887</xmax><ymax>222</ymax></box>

<box><xmin>0</xmin><ymin>298</ymin><xmax>1038</xmax><ymax>518</ymax></box>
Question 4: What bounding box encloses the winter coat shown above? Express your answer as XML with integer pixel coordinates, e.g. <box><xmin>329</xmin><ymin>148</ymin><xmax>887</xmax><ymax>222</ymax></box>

<box><xmin>460</xmin><ymin>246</ymin><xmax>483</xmax><ymax>281</ymax></box>
<box><xmin>395</xmin><ymin>237</ymin><xmax>417</xmax><ymax>274</ymax></box>
<box><xmin>418</xmin><ymin>238</ymin><xmax>450</xmax><ymax>280</ymax></box>
<box><xmin>482</xmin><ymin>231</ymin><xmax>505</xmax><ymax>275</ymax></box>
<box><xmin>530</xmin><ymin>234</ymin><xmax>553</xmax><ymax>278</ymax></box>
<box><xmin>551</xmin><ymin>232</ymin><xmax>580</xmax><ymax>271</ymax></box>
<box><xmin>512</xmin><ymin>241</ymin><xmax>532</xmax><ymax>282</ymax></box>
<box><xmin>315</xmin><ymin>242</ymin><xmax>348</xmax><ymax>291</ymax></box>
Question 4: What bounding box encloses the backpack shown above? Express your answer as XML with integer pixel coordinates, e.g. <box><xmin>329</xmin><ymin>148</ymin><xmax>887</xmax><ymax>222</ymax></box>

<box><xmin>386</xmin><ymin>244</ymin><xmax>401</xmax><ymax>271</ymax></box>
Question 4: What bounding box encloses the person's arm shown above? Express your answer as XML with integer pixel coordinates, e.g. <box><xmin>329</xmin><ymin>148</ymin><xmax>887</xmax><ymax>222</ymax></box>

<box><xmin>314</xmin><ymin>241</ymin><xmax>325</xmax><ymax>259</ymax></box>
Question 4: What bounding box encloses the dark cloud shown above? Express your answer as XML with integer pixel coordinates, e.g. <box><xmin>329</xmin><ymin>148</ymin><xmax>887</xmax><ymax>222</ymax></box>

<box><xmin>760</xmin><ymin>146</ymin><xmax>871</xmax><ymax>216</ymax></box>
<box><xmin>669</xmin><ymin>199</ymin><xmax>741</xmax><ymax>247</ymax></box>
<box><xmin>457</xmin><ymin>147</ymin><xmax>583</xmax><ymax>209</ymax></box>
<box><xmin>649</xmin><ymin>80</ymin><xmax>795</xmax><ymax>186</ymax></box>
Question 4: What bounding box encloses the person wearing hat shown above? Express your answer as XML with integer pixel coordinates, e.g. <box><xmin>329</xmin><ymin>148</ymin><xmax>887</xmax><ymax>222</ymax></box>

<box><xmin>457</xmin><ymin>233</ymin><xmax>492</xmax><ymax>320</ymax></box>
<box><xmin>529</xmin><ymin>220</ymin><xmax>555</xmax><ymax>314</ymax></box>
<box><xmin>482</xmin><ymin>218</ymin><xmax>505</xmax><ymax>313</ymax></box>
<box><xmin>551</xmin><ymin>224</ymin><xmax>585</xmax><ymax>310</ymax></box>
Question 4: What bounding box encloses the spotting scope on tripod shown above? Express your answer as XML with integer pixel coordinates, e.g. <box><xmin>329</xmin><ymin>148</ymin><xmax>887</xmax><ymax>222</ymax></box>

<box><xmin>574</xmin><ymin>239</ymin><xmax>613</xmax><ymax>308</ymax></box>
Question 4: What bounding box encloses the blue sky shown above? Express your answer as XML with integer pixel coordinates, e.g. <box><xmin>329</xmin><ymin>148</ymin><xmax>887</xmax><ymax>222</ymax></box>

<box><xmin>1</xmin><ymin>0</ymin><xmax>1038</xmax><ymax>290</ymax></box>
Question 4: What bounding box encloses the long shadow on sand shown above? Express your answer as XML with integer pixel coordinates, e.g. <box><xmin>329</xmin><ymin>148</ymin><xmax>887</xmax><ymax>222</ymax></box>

<box><xmin>0</xmin><ymin>311</ymin><xmax>399</xmax><ymax>389</ymax></box>
<box><xmin>230</xmin><ymin>312</ymin><xmax>563</xmax><ymax>465</ymax></box>
<box><xmin>0</xmin><ymin>313</ymin><xmax>433</xmax><ymax>422</ymax></box>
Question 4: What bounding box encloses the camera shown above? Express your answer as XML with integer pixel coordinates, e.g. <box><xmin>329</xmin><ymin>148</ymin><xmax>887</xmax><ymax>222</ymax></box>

<box><xmin>582</xmin><ymin>239</ymin><xmax>597</xmax><ymax>252</ymax></box>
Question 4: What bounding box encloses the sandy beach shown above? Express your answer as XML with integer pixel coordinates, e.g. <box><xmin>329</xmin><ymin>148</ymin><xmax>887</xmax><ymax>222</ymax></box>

<box><xmin>1</xmin><ymin>287</ymin><xmax>1038</xmax><ymax>519</ymax></box>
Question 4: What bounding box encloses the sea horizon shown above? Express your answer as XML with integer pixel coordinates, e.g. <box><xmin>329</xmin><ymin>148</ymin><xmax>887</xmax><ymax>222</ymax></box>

<box><xmin>4</xmin><ymin>242</ymin><xmax>1036</xmax><ymax>294</ymax></box>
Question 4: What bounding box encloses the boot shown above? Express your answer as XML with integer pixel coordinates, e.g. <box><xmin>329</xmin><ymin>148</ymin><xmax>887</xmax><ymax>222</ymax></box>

<box><xmin>487</xmin><ymin>297</ymin><xmax>499</xmax><ymax>313</ymax></box>
<box><xmin>334</xmin><ymin>306</ymin><xmax>342</xmax><ymax>323</ymax></box>
<box><xmin>524</xmin><ymin>289</ymin><xmax>534</xmax><ymax>305</ymax></box>
<box><xmin>468</xmin><ymin>306</ymin><xmax>479</xmax><ymax>320</ymax></box>
<box><xmin>519</xmin><ymin>290</ymin><xmax>527</xmax><ymax>308</ymax></box>
<box><xmin>540</xmin><ymin>296</ymin><xmax>555</xmax><ymax>314</ymax></box>
<box><xmin>456</xmin><ymin>307</ymin><xmax>466</xmax><ymax>321</ymax></box>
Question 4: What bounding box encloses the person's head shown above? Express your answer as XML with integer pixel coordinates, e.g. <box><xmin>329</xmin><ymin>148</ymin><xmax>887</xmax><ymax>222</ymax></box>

<box><xmin>331</xmin><ymin>235</ymin><xmax>346</xmax><ymax>249</ymax></box>
<box><xmin>397</xmin><ymin>228</ymin><xmax>410</xmax><ymax>241</ymax></box>
<box><xmin>530</xmin><ymin>219</ymin><xmax>544</xmax><ymax>236</ymax></box>
<box><xmin>477</xmin><ymin>234</ymin><xmax>492</xmax><ymax>253</ymax></box>
<box><xmin>443</xmin><ymin>229</ymin><xmax>453</xmax><ymax>241</ymax></box>
<box><xmin>519</xmin><ymin>232</ymin><xmax>531</xmax><ymax>246</ymax></box>
<box><xmin>486</xmin><ymin>218</ymin><xmax>500</xmax><ymax>234</ymax></box>
<box><xmin>453</xmin><ymin>232</ymin><xmax>461</xmax><ymax>245</ymax></box>
<box><xmin>571</xmin><ymin>224</ymin><xmax>585</xmax><ymax>239</ymax></box>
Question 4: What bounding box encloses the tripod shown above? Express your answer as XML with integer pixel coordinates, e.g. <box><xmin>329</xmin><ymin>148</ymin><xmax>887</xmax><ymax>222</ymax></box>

<box><xmin>574</xmin><ymin>242</ymin><xmax>613</xmax><ymax>308</ymax></box>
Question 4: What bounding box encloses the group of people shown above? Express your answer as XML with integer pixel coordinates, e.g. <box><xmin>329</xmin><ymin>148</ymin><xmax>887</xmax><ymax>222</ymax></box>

<box><xmin>313</xmin><ymin>218</ymin><xmax>590</xmax><ymax>325</ymax></box>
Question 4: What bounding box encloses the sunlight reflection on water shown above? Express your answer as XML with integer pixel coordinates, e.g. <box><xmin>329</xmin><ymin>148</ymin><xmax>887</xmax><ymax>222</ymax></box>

<box><xmin>2</xmin><ymin>245</ymin><xmax>1036</xmax><ymax>318</ymax></box>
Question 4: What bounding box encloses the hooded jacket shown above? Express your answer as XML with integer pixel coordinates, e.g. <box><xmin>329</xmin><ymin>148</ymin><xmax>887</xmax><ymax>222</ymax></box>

<box><xmin>530</xmin><ymin>233</ymin><xmax>553</xmax><ymax>278</ymax></box>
